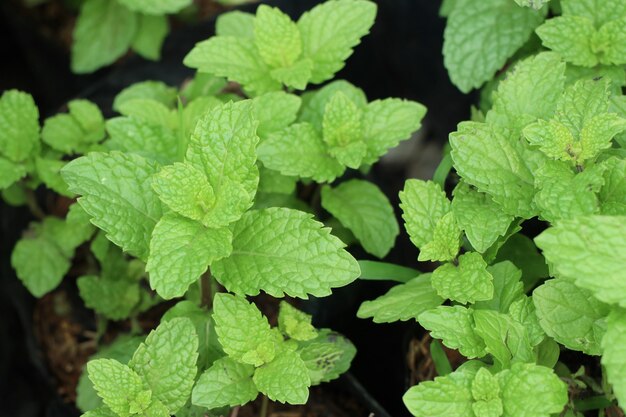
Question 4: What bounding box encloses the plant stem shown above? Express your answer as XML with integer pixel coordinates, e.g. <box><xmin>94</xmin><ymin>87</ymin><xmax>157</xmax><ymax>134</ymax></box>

<box><xmin>200</xmin><ymin>270</ymin><xmax>213</xmax><ymax>309</ymax></box>
<box><xmin>25</xmin><ymin>188</ymin><xmax>45</xmax><ymax>220</ymax></box>
<box><xmin>259</xmin><ymin>395</ymin><xmax>269</xmax><ymax>417</ymax></box>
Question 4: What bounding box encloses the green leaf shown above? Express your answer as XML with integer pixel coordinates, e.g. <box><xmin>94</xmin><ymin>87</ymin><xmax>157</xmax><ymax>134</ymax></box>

<box><xmin>87</xmin><ymin>359</ymin><xmax>148</xmax><ymax>417</ymax></box>
<box><xmin>213</xmin><ymin>208</ymin><xmax>360</xmax><ymax>298</ymax></box>
<box><xmin>443</xmin><ymin>0</ymin><xmax>545</xmax><ymax>92</ymax></box>
<box><xmin>487</xmin><ymin>52</ymin><xmax>566</xmax><ymax>136</ymax></box>
<box><xmin>78</xmin><ymin>275</ymin><xmax>140</xmax><ymax>321</ymax></box>
<box><xmin>419</xmin><ymin>306</ymin><xmax>486</xmax><ymax>358</ymax></box>
<box><xmin>534</xmin><ymin>215</ymin><xmax>626</xmax><ymax>307</ymax></box>
<box><xmin>599</xmin><ymin>157</ymin><xmax>626</xmax><ymax>215</ymax></box>
<box><xmin>0</xmin><ymin>157</ymin><xmax>26</xmax><ymax>189</ymax></box>
<box><xmin>494</xmin><ymin>234</ymin><xmax>548</xmax><ymax>290</ymax></box>
<box><xmin>361</xmin><ymin>98</ymin><xmax>426</xmax><ymax>165</ymax></box>
<box><xmin>278</xmin><ymin>302</ymin><xmax>317</xmax><ymax>341</ymax></box>
<box><xmin>192</xmin><ymin>357</ymin><xmax>257</xmax><ymax>409</ymax></box>
<box><xmin>253</xmin><ymin>349</ymin><xmax>311</xmax><ymax>404</ymax></box>
<box><xmin>451</xmin><ymin>182</ymin><xmax>513</xmax><ymax>253</ymax></box>
<box><xmin>132</xmin><ymin>14</ymin><xmax>169</xmax><ymax>60</ymax></box>
<box><xmin>42</xmin><ymin>100</ymin><xmax>105</xmax><ymax>153</ymax></box>
<box><xmin>116</xmin><ymin>99</ymin><xmax>176</xmax><ymax>129</ymax></box>
<box><xmin>183</xmin><ymin>36</ymin><xmax>280</xmax><ymax>94</ymax></box>
<box><xmin>418</xmin><ymin>212</ymin><xmax>461</xmax><ymax>262</ymax></box>
<box><xmin>561</xmin><ymin>0</ymin><xmax>626</xmax><ymax>25</ymax></box>
<box><xmin>216</xmin><ymin>11</ymin><xmax>255</xmax><ymax>38</ymax></box>
<box><xmin>0</xmin><ymin>90</ymin><xmax>39</xmax><ymax>161</ymax></box>
<box><xmin>62</xmin><ymin>152</ymin><xmax>163</xmax><ymax>260</ymax></box>
<box><xmin>129</xmin><ymin>318</ymin><xmax>199</xmax><ymax>414</ymax></box>
<box><xmin>113</xmin><ymin>81</ymin><xmax>177</xmax><ymax>112</ymax></box>
<box><xmin>594</xmin><ymin>17</ymin><xmax>626</xmax><ymax>65</ymax></box>
<box><xmin>357</xmin><ymin>260</ymin><xmax>419</xmax><ymax>283</ymax></box>
<box><xmin>533</xmin><ymin>279</ymin><xmax>610</xmax><ymax>355</ymax></box>
<box><xmin>254</xmin><ymin>5</ymin><xmax>301</xmax><ymax>69</ymax></box>
<box><xmin>71</xmin><ymin>0</ymin><xmax>138</xmax><ymax>73</ymax></box>
<box><xmin>116</xmin><ymin>0</ymin><xmax>191</xmax><ymax>14</ymax></box>
<box><xmin>357</xmin><ymin>274</ymin><xmax>443</xmax><ymax>323</ymax></box>
<box><xmin>472</xmin><ymin>367</ymin><xmax>500</xmax><ymax>401</ymax></box>
<box><xmin>399</xmin><ymin>179</ymin><xmax>451</xmax><ymax>250</ymax></box>
<box><xmin>269</xmin><ymin>58</ymin><xmax>313</xmax><ymax>90</ymax></box>
<box><xmin>34</xmin><ymin>158</ymin><xmax>71</xmax><ymax>197</ymax></box>
<box><xmin>181</xmin><ymin>73</ymin><xmax>227</xmax><ymax>101</ymax></box>
<box><xmin>252</xmin><ymin>92</ymin><xmax>302</xmax><ymax>139</ymax></box>
<box><xmin>297</xmin><ymin>329</ymin><xmax>356</xmax><ymax>384</ymax></box>
<box><xmin>297</xmin><ymin>0</ymin><xmax>376</xmax><ymax>84</ymax></box>
<box><xmin>322</xmin><ymin>92</ymin><xmax>365</xmax><ymax>168</ymax></box>
<box><xmin>299</xmin><ymin>80</ymin><xmax>368</xmax><ymax>132</ymax></box>
<box><xmin>508</xmin><ymin>296</ymin><xmax>545</xmax><ymax>346</ymax></box>
<box><xmin>82</xmin><ymin>407</ymin><xmax>119</xmax><ymax>417</ymax></box>
<box><xmin>432</xmin><ymin>252</ymin><xmax>493</xmax><ymax>304</ymax></box>
<box><xmin>147</xmin><ymin>214</ymin><xmax>232</xmax><ymax>299</ymax></box>
<box><xmin>498</xmin><ymin>363</ymin><xmax>567</xmax><ymax>417</ymax></box>
<box><xmin>403</xmin><ymin>368</ymin><xmax>475</xmax><ymax>417</ymax></box>
<box><xmin>257</xmin><ymin>122</ymin><xmax>345</xmax><ymax>182</ymax></box>
<box><xmin>450</xmin><ymin>121</ymin><xmax>537</xmax><ymax>218</ymax></box>
<box><xmin>474</xmin><ymin>261</ymin><xmax>524</xmax><ymax>313</ymax></box>
<box><xmin>473</xmin><ymin>310</ymin><xmax>534</xmax><ymax>369</ymax></box>
<box><xmin>212</xmin><ymin>293</ymin><xmax>276</xmax><ymax>367</ymax></box>
<box><xmin>536</xmin><ymin>16</ymin><xmax>598</xmax><ymax>66</ymax></box>
<box><xmin>602</xmin><ymin>308</ymin><xmax>626</xmax><ymax>407</ymax></box>
<box><xmin>105</xmin><ymin>117</ymin><xmax>178</xmax><ymax>164</ymax></box>
<box><xmin>514</xmin><ymin>0</ymin><xmax>550</xmax><ymax>9</ymax></box>
<box><xmin>186</xmin><ymin>101</ymin><xmax>259</xmax><ymax>228</ymax></box>
<box><xmin>321</xmin><ymin>179</ymin><xmax>399</xmax><ymax>258</ymax></box>
<box><xmin>69</xmin><ymin>100</ymin><xmax>105</xmax><ymax>139</ymax></box>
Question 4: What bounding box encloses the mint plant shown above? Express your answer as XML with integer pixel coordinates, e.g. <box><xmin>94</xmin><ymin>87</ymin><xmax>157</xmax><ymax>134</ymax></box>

<box><xmin>359</xmin><ymin>1</ymin><xmax>626</xmax><ymax>414</ymax></box>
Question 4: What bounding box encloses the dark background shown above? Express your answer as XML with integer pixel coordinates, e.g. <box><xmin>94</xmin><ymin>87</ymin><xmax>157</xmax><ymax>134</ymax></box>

<box><xmin>0</xmin><ymin>1</ymin><xmax>474</xmax><ymax>416</ymax></box>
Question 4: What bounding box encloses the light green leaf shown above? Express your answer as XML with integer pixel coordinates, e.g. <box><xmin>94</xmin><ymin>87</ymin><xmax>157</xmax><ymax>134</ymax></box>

<box><xmin>473</xmin><ymin>310</ymin><xmax>534</xmax><ymax>369</ymax></box>
<box><xmin>602</xmin><ymin>308</ymin><xmax>626</xmax><ymax>407</ymax></box>
<box><xmin>403</xmin><ymin>368</ymin><xmax>475</xmax><ymax>417</ymax></box>
<box><xmin>82</xmin><ymin>407</ymin><xmax>119</xmax><ymax>417</ymax></box>
<box><xmin>599</xmin><ymin>157</ymin><xmax>626</xmax><ymax>215</ymax></box>
<box><xmin>452</xmin><ymin>182</ymin><xmax>513</xmax><ymax>253</ymax></box>
<box><xmin>508</xmin><ymin>296</ymin><xmax>545</xmax><ymax>346</ymax></box>
<box><xmin>494</xmin><ymin>234</ymin><xmax>548</xmax><ymax>290</ymax></box>
<box><xmin>432</xmin><ymin>252</ymin><xmax>493</xmax><ymax>304</ymax></box>
<box><xmin>0</xmin><ymin>157</ymin><xmax>26</xmax><ymax>189</ymax></box>
<box><xmin>113</xmin><ymin>81</ymin><xmax>177</xmax><ymax>112</ymax></box>
<box><xmin>498</xmin><ymin>363</ymin><xmax>567</xmax><ymax>417</ymax></box>
<box><xmin>399</xmin><ymin>179</ymin><xmax>451</xmax><ymax>250</ymax></box>
<box><xmin>443</xmin><ymin>0</ymin><xmax>545</xmax><ymax>92</ymax></box>
<box><xmin>357</xmin><ymin>274</ymin><xmax>443</xmax><ymax>323</ymax></box>
<box><xmin>253</xmin><ymin>349</ymin><xmax>311</xmax><ymax>404</ymax></box>
<box><xmin>536</xmin><ymin>16</ymin><xmax>598</xmax><ymax>66</ymax></box>
<box><xmin>105</xmin><ymin>117</ymin><xmax>178</xmax><ymax>164</ymax></box>
<box><xmin>258</xmin><ymin>123</ymin><xmax>345</xmax><ymax>182</ymax></box>
<box><xmin>514</xmin><ymin>0</ymin><xmax>550</xmax><ymax>9</ymax></box>
<box><xmin>186</xmin><ymin>101</ymin><xmax>259</xmax><ymax>228</ymax></box>
<box><xmin>61</xmin><ymin>152</ymin><xmax>163</xmax><ymax>260</ymax></box>
<box><xmin>254</xmin><ymin>5</ymin><xmax>301</xmax><ymax>69</ymax></box>
<box><xmin>297</xmin><ymin>0</ymin><xmax>376</xmax><ymax>84</ymax></box>
<box><xmin>147</xmin><ymin>213</ymin><xmax>232</xmax><ymax>299</ymax></box>
<box><xmin>183</xmin><ymin>36</ymin><xmax>280</xmax><ymax>94</ymax></box>
<box><xmin>69</xmin><ymin>99</ymin><xmax>104</xmax><ymax>139</ymax></box>
<box><xmin>0</xmin><ymin>90</ymin><xmax>39</xmax><ymax>161</ymax></box>
<box><xmin>419</xmin><ymin>306</ymin><xmax>486</xmax><ymax>358</ymax></box>
<box><xmin>78</xmin><ymin>275</ymin><xmax>140</xmax><ymax>321</ymax></box>
<box><xmin>252</xmin><ymin>92</ymin><xmax>302</xmax><ymax>139</ymax></box>
<box><xmin>181</xmin><ymin>73</ymin><xmax>227</xmax><ymax>101</ymax></box>
<box><xmin>41</xmin><ymin>114</ymin><xmax>84</xmax><ymax>153</ymax></box>
<box><xmin>87</xmin><ymin>359</ymin><xmax>147</xmax><ymax>417</ymax></box>
<box><xmin>278</xmin><ymin>302</ymin><xmax>317</xmax><ymax>341</ymax></box>
<box><xmin>474</xmin><ymin>261</ymin><xmax>524</xmax><ymax>313</ymax></box>
<box><xmin>450</xmin><ymin>121</ymin><xmax>537</xmax><ymax>218</ymax></box>
<box><xmin>534</xmin><ymin>215</ymin><xmax>626</xmax><ymax>307</ymax></box>
<box><xmin>361</xmin><ymin>98</ymin><xmax>426</xmax><ymax>165</ymax></box>
<box><xmin>297</xmin><ymin>329</ymin><xmax>356</xmax><ymax>384</ymax></box>
<box><xmin>35</xmin><ymin>158</ymin><xmax>71</xmax><ymax>197</ymax></box>
<box><xmin>322</xmin><ymin>92</ymin><xmax>365</xmax><ymax>168</ymax></box>
<box><xmin>533</xmin><ymin>279</ymin><xmax>610</xmax><ymax>355</ymax></box>
<box><xmin>129</xmin><ymin>318</ymin><xmax>199</xmax><ymax>414</ymax></box>
<box><xmin>269</xmin><ymin>58</ymin><xmax>313</xmax><ymax>90</ymax></box>
<box><xmin>472</xmin><ymin>367</ymin><xmax>500</xmax><ymax>401</ymax></box>
<box><xmin>11</xmin><ymin>236</ymin><xmax>70</xmax><ymax>297</ymax></box>
<box><xmin>213</xmin><ymin>208</ymin><xmax>360</xmax><ymax>298</ymax></box>
<box><xmin>561</xmin><ymin>0</ymin><xmax>626</xmax><ymax>27</ymax></box>
<box><xmin>116</xmin><ymin>99</ymin><xmax>176</xmax><ymax>129</ymax></box>
<box><xmin>321</xmin><ymin>179</ymin><xmax>399</xmax><ymax>258</ymax></box>
<box><xmin>418</xmin><ymin>212</ymin><xmax>461</xmax><ymax>262</ymax></box>
<box><xmin>213</xmin><ymin>293</ymin><xmax>276</xmax><ymax>367</ymax></box>
<box><xmin>71</xmin><ymin>0</ymin><xmax>138</xmax><ymax>73</ymax></box>
<box><xmin>216</xmin><ymin>11</ymin><xmax>255</xmax><ymax>38</ymax></box>
<box><xmin>257</xmin><ymin>165</ymin><xmax>297</xmax><ymax>195</ymax></box>
<box><xmin>594</xmin><ymin>17</ymin><xmax>626</xmax><ymax>65</ymax></box>
<box><xmin>192</xmin><ymin>357</ymin><xmax>257</xmax><ymax>409</ymax></box>
<box><xmin>132</xmin><ymin>14</ymin><xmax>169</xmax><ymax>60</ymax></box>
<box><xmin>299</xmin><ymin>80</ymin><xmax>367</xmax><ymax>132</ymax></box>
<box><xmin>116</xmin><ymin>0</ymin><xmax>192</xmax><ymax>14</ymax></box>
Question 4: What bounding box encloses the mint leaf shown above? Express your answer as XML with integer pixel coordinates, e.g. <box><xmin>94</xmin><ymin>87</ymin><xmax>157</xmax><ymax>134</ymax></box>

<box><xmin>418</xmin><ymin>212</ymin><xmax>461</xmax><ymax>262</ymax></box>
<box><xmin>321</xmin><ymin>179</ymin><xmax>399</xmax><ymax>258</ymax></box>
<box><xmin>451</xmin><ymin>182</ymin><xmax>513</xmax><ymax>253</ymax></box>
<box><xmin>252</xmin><ymin>92</ymin><xmax>301</xmax><ymax>139</ymax></box>
<box><xmin>498</xmin><ymin>363</ymin><xmax>567</xmax><ymax>417</ymax></box>
<box><xmin>403</xmin><ymin>368</ymin><xmax>474</xmax><ymax>417</ymax></box>
<box><xmin>357</xmin><ymin>274</ymin><xmax>443</xmax><ymax>323</ymax></box>
<box><xmin>87</xmin><ymin>359</ymin><xmax>148</xmax><ymax>417</ymax></box>
<box><xmin>0</xmin><ymin>90</ymin><xmax>39</xmax><ymax>162</ymax></box>
<box><xmin>0</xmin><ymin>157</ymin><xmax>26</xmax><ymax>189</ymax></box>
<box><xmin>186</xmin><ymin>101</ymin><xmax>259</xmax><ymax>227</ymax></box>
<box><xmin>213</xmin><ymin>293</ymin><xmax>276</xmax><ymax>367</ymax></box>
<box><xmin>536</xmin><ymin>16</ymin><xmax>598</xmax><ymax>66</ymax></box>
<box><xmin>278</xmin><ymin>302</ymin><xmax>317</xmax><ymax>341</ymax></box>
<box><xmin>82</xmin><ymin>407</ymin><xmax>118</xmax><ymax>417</ymax></box>
<box><xmin>297</xmin><ymin>329</ymin><xmax>356</xmax><ymax>384</ymax></box>
<box><xmin>78</xmin><ymin>275</ymin><xmax>140</xmax><ymax>321</ymax></box>
<box><xmin>253</xmin><ymin>349</ymin><xmax>311</xmax><ymax>404</ymax></box>
<box><xmin>362</xmin><ymin>98</ymin><xmax>426</xmax><ymax>165</ymax></box>
<box><xmin>62</xmin><ymin>152</ymin><xmax>163</xmax><ymax>260</ymax></box>
<box><xmin>534</xmin><ymin>215</ymin><xmax>626</xmax><ymax>307</ymax></box>
<box><xmin>105</xmin><ymin>117</ymin><xmax>178</xmax><ymax>164</ymax></box>
<box><xmin>132</xmin><ymin>14</ymin><xmax>169</xmax><ymax>60</ymax></box>
<box><xmin>494</xmin><ymin>234</ymin><xmax>548</xmax><ymax>290</ymax></box>
<box><xmin>147</xmin><ymin>213</ymin><xmax>232</xmax><ymax>299</ymax></box>
<box><xmin>254</xmin><ymin>5</ymin><xmax>301</xmax><ymax>69</ymax></box>
<box><xmin>192</xmin><ymin>357</ymin><xmax>257</xmax><ymax>409</ymax></box>
<box><xmin>432</xmin><ymin>252</ymin><xmax>494</xmax><ymax>304</ymax></box>
<box><xmin>473</xmin><ymin>310</ymin><xmax>534</xmax><ymax>369</ymax></box>
<box><xmin>450</xmin><ymin>121</ymin><xmax>537</xmax><ymax>218</ymax></box>
<box><xmin>599</xmin><ymin>157</ymin><xmax>626</xmax><ymax>215</ymax></box>
<box><xmin>533</xmin><ymin>279</ymin><xmax>610</xmax><ymax>355</ymax></box>
<box><xmin>43</xmin><ymin>100</ymin><xmax>104</xmax><ymax>153</ymax></box>
<box><xmin>129</xmin><ymin>318</ymin><xmax>199</xmax><ymax>414</ymax></box>
<box><xmin>257</xmin><ymin>123</ymin><xmax>345</xmax><ymax>182</ymax></box>
<box><xmin>595</xmin><ymin>17</ymin><xmax>626</xmax><ymax>65</ymax></box>
<box><xmin>183</xmin><ymin>36</ymin><xmax>280</xmax><ymax>94</ymax></box>
<box><xmin>216</xmin><ymin>11</ymin><xmax>255</xmax><ymax>38</ymax></box>
<box><xmin>116</xmin><ymin>0</ymin><xmax>191</xmax><ymax>14</ymax></box>
<box><xmin>71</xmin><ymin>0</ymin><xmax>137</xmax><ymax>73</ymax></box>
<box><xmin>419</xmin><ymin>306</ymin><xmax>486</xmax><ymax>358</ymax></box>
<box><xmin>213</xmin><ymin>208</ymin><xmax>359</xmax><ymax>298</ymax></box>
<box><xmin>299</xmin><ymin>80</ymin><xmax>367</xmax><ymax>132</ymax></box>
<box><xmin>116</xmin><ymin>99</ymin><xmax>176</xmax><ymax>129</ymax></box>
<box><xmin>35</xmin><ymin>158</ymin><xmax>72</xmax><ymax>197</ymax></box>
<box><xmin>269</xmin><ymin>58</ymin><xmax>314</xmax><ymax>90</ymax></box>
<box><xmin>508</xmin><ymin>296</ymin><xmax>545</xmax><ymax>346</ymax></box>
<box><xmin>474</xmin><ymin>261</ymin><xmax>524</xmax><ymax>313</ymax></box>
<box><xmin>322</xmin><ymin>92</ymin><xmax>365</xmax><ymax>168</ymax></box>
<box><xmin>113</xmin><ymin>81</ymin><xmax>177</xmax><ymax>112</ymax></box>
<box><xmin>297</xmin><ymin>0</ymin><xmax>376</xmax><ymax>84</ymax></box>
<box><xmin>443</xmin><ymin>0</ymin><xmax>545</xmax><ymax>92</ymax></box>
<box><xmin>602</xmin><ymin>308</ymin><xmax>626</xmax><ymax>406</ymax></box>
